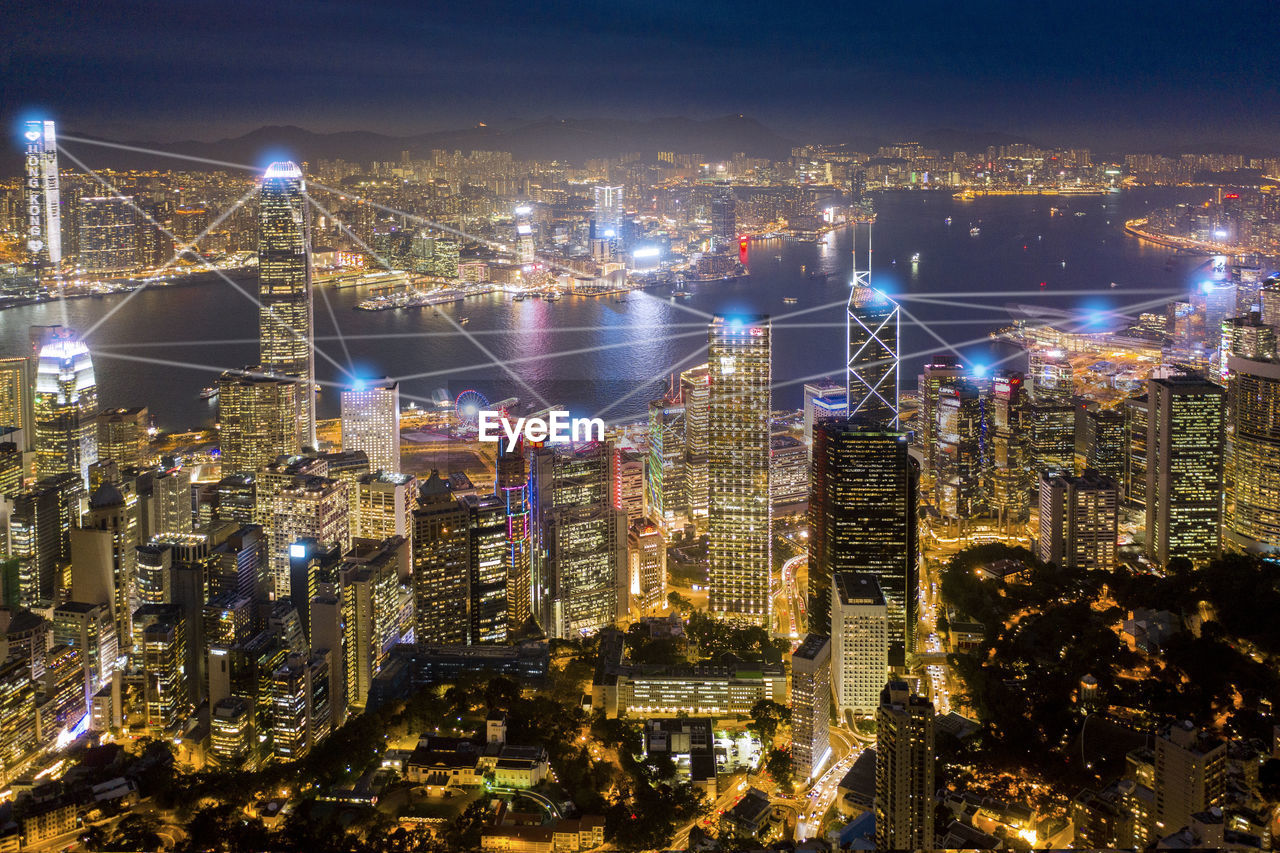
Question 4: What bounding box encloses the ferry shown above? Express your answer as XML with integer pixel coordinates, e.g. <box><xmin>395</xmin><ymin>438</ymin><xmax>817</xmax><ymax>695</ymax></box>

<box><xmin>911</xmin><ymin>253</ymin><xmax>921</xmax><ymax>263</ymax></box>
<box><xmin>544</xmin><ymin>291</ymin><xmax>561</xmax><ymax>301</ymax></box>
<box><xmin>944</xmin><ymin>217</ymin><xmax>952</xmax><ymax>226</ymax></box>
<box><xmin>198</xmin><ymin>387</ymin><xmax>218</xmax><ymax>400</ymax></box>
<box><xmin>783</xmin><ymin>297</ymin><xmax>798</xmax><ymax>305</ymax></box>
<box><xmin>969</xmin><ymin>226</ymin><xmax>981</xmax><ymax>237</ymax></box>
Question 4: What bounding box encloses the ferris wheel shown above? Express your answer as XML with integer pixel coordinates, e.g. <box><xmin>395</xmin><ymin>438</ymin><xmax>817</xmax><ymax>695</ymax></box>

<box><xmin>454</xmin><ymin>389</ymin><xmax>490</xmax><ymax>428</ymax></box>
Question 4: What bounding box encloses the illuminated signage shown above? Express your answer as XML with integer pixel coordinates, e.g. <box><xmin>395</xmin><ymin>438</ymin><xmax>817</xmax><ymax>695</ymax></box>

<box><xmin>23</xmin><ymin>120</ymin><xmax>61</xmax><ymax>265</ymax></box>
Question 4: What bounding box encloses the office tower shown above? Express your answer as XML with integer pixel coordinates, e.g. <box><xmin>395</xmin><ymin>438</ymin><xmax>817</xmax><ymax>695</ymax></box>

<box><xmin>21</xmin><ymin>119</ymin><xmax>62</xmax><ymax>270</ymax></box>
<box><xmin>875</xmin><ymin>681</ymin><xmax>935</xmax><ymax>852</ymax></box>
<box><xmin>76</xmin><ymin>196</ymin><xmax>139</xmax><ymax>273</ymax></box>
<box><xmin>270</xmin><ymin>475</ymin><xmax>350</xmax><ymax>598</ymax></box>
<box><xmin>43</xmin><ymin>642</ymin><xmax>86</xmax><ymax>738</ymax></box>
<box><xmin>1154</xmin><ymin>722</ymin><xmax>1225</xmax><ymax>835</ymax></box>
<box><xmin>210</xmin><ymin>696</ymin><xmax>256</xmax><ymax>771</ymax></box>
<box><xmin>986</xmin><ymin>371</ymin><xmax>1029</xmax><ymax>525</ymax></box>
<box><xmin>70</xmin><ymin>482</ymin><xmax>139</xmax><ymax>646</ymax></box>
<box><xmin>593</xmin><ymin>185</ymin><xmax>624</xmax><ymax>239</ymax></box>
<box><xmin>1026</xmin><ymin>400</ymin><xmax>1076</xmax><ymax>475</ymax></box>
<box><xmin>847</xmin><ymin>285</ymin><xmax>900</xmax><ymax>429</ymax></box>
<box><xmin>802</xmin><ymin>380</ymin><xmax>847</xmax><ymax>456</ymax></box>
<box><xmin>1029</xmin><ymin>350</ymin><xmax>1074</xmax><ymax>403</ymax></box>
<box><xmin>0</xmin><ymin>657</ymin><xmax>36</xmax><ymax>781</ymax></box>
<box><xmin>0</xmin><ymin>443</ymin><xmax>21</xmax><ymax>498</ymax></box>
<box><xmin>0</xmin><ymin>357</ymin><xmax>35</xmax><ymax>450</ymax></box>
<box><xmin>341</xmin><ymin>379</ymin><xmax>400</xmax><ymax>474</ymax></box>
<box><xmin>627</xmin><ymin>520</ymin><xmax>666</xmax><ymax>614</ymax></box>
<box><xmin>271</xmin><ymin>651</ymin><xmax>331</xmax><ymax>760</ymax></box>
<box><xmin>1037</xmin><ymin>469</ymin><xmax>1119</xmax><ymax>571</ymax></box>
<box><xmin>1124</xmin><ymin>393</ymin><xmax>1149</xmax><ymax>510</ymax></box>
<box><xmin>531</xmin><ymin>442</ymin><xmax>628</xmax><ymax>637</ymax></box>
<box><xmin>341</xmin><ymin>539</ymin><xmax>404</xmax><ymax>710</ymax></box>
<box><xmin>1261</xmin><ymin>279</ymin><xmax>1280</xmax><ymax>330</ymax></box>
<box><xmin>919</xmin><ymin>356</ymin><xmax>964</xmax><ymax>478</ymax></box>
<box><xmin>137</xmin><ymin>613</ymin><xmax>186</xmax><ymax>733</ymax></box>
<box><xmin>707</xmin><ymin>316</ymin><xmax>772</xmax><ymax>625</ymax></box>
<box><xmin>34</xmin><ymin>335</ymin><xmax>98</xmax><ymax>486</ymax></box>
<box><xmin>52</xmin><ymin>601</ymin><xmax>117</xmax><ymax>710</ymax></box>
<box><xmin>1220</xmin><ymin>313</ymin><xmax>1276</xmax><ymax>367</ymax></box>
<box><xmin>646</xmin><ymin>399</ymin><xmax>686</xmax><ymax>527</ymax></box>
<box><xmin>496</xmin><ymin>442</ymin><xmax>532</xmax><ymax>631</ymax></box>
<box><xmin>208</xmin><ymin>474</ymin><xmax>257</xmax><ymax>527</ymax></box>
<box><xmin>11</xmin><ymin>473</ymin><xmax>83</xmax><ymax>605</ymax></box>
<box><xmin>96</xmin><ymin>407</ymin><xmax>148</xmax><ymax>471</ymax></box>
<box><xmin>681</xmin><ymin>365</ymin><xmax>711</xmax><ymax>525</ymax></box>
<box><xmin>513</xmin><ymin>205</ymin><xmax>535</xmax><ymax>264</ymax></box>
<box><xmin>1145</xmin><ymin>374</ymin><xmax>1226</xmax><ymax>567</ymax></box>
<box><xmin>1083</xmin><ymin>407</ymin><xmax>1126</xmax><ymax>483</ymax></box>
<box><xmin>1198</xmin><ymin>281</ymin><xmax>1237</xmax><ymax>347</ymax></box>
<box><xmin>255</xmin><ymin>455</ymin><xmax>328</xmax><ymax>529</ymax></box>
<box><xmin>790</xmin><ymin>634</ymin><xmax>831</xmax><ymax>782</ymax></box>
<box><xmin>352</xmin><ymin>471</ymin><xmax>415</xmax><ymax>542</ymax></box>
<box><xmin>135</xmin><ymin>543</ymin><xmax>172</xmax><ymax>606</ymax></box>
<box><xmin>770</xmin><ymin>434</ymin><xmax>807</xmax><ymax>511</ymax></box>
<box><xmin>809</xmin><ymin>421</ymin><xmax>916</xmax><ymax>651</ymax></box>
<box><xmin>258</xmin><ymin>161</ymin><xmax>316</xmax><ymax>449</ymax></box>
<box><xmin>831</xmin><ymin>573</ymin><xmax>889</xmax><ymax>720</ymax></box>
<box><xmin>936</xmin><ymin>380</ymin><xmax>986</xmax><ymax>519</ymax></box>
<box><xmin>217</xmin><ymin>370</ymin><xmax>302</xmax><ymax>475</ymax></box>
<box><xmin>1224</xmin><ymin>355</ymin><xmax>1280</xmax><ymax>551</ymax></box>
<box><xmin>411</xmin><ymin>471</ymin><xmax>469</xmax><ymax>645</ymax></box>
<box><xmin>462</xmin><ymin>493</ymin><xmax>508</xmax><ymax>645</ymax></box>
<box><xmin>710</xmin><ymin>186</ymin><xmax>736</xmax><ymax>251</ymax></box>
<box><xmin>152</xmin><ymin>466</ymin><xmax>193</xmax><ymax>537</ymax></box>
<box><xmin>611</xmin><ymin>448</ymin><xmax>646</xmax><ymax>524</ymax></box>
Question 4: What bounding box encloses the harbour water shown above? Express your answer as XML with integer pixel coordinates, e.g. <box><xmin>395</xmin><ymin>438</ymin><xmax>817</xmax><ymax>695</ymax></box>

<box><xmin>0</xmin><ymin>188</ymin><xmax>1208</xmax><ymax>432</ymax></box>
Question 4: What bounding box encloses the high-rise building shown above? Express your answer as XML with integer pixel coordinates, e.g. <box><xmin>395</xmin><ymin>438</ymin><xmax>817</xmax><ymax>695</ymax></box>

<box><xmin>0</xmin><ymin>657</ymin><xmax>36</xmax><ymax>782</ymax></box>
<box><xmin>1037</xmin><ymin>469</ymin><xmax>1119</xmax><ymax>571</ymax></box>
<box><xmin>919</xmin><ymin>356</ymin><xmax>964</xmax><ymax>478</ymax></box>
<box><xmin>352</xmin><ymin>471</ymin><xmax>415</xmax><ymax>543</ymax></box>
<box><xmin>0</xmin><ymin>357</ymin><xmax>35</xmax><ymax>452</ymax></box>
<box><xmin>21</xmin><ymin>119</ymin><xmax>62</xmax><ymax>271</ymax></box>
<box><xmin>97</xmin><ymin>406</ymin><xmax>148</xmax><ymax>471</ymax></box>
<box><xmin>1220</xmin><ymin>313</ymin><xmax>1276</xmax><ymax>368</ymax></box>
<box><xmin>411</xmin><ymin>471</ymin><xmax>469</xmax><ymax>646</ymax></box>
<box><xmin>217</xmin><ymin>370</ymin><xmax>302</xmax><ymax>475</ymax></box>
<box><xmin>462</xmin><ymin>493</ymin><xmax>509</xmax><ymax>645</ymax></box>
<box><xmin>1154</xmin><ymin>722</ymin><xmax>1225</xmax><ymax>836</ymax></box>
<box><xmin>496</xmin><ymin>442</ymin><xmax>532</xmax><ymax>632</ymax></box>
<box><xmin>710</xmin><ymin>186</ymin><xmax>736</xmax><ymax>252</ymax></box>
<box><xmin>258</xmin><ymin>161</ymin><xmax>316</xmax><ymax>449</ymax></box>
<box><xmin>1026</xmin><ymin>400</ymin><xmax>1076</xmax><ymax>476</ymax></box>
<box><xmin>831</xmin><ymin>573</ymin><xmax>888</xmax><ymax>721</ymax></box>
<box><xmin>707</xmin><ymin>316</ymin><xmax>771</xmax><ymax>625</ymax></box>
<box><xmin>34</xmin><ymin>335</ymin><xmax>98</xmax><ymax>486</ymax></box>
<box><xmin>11</xmin><ymin>473</ymin><xmax>83</xmax><ymax>605</ymax></box>
<box><xmin>270</xmin><ymin>476</ymin><xmax>350</xmax><ymax>598</ymax></box>
<box><xmin>340</xmin><ymin>379</ymin><xmax>400</xmax><ymax>474</ymax></box>
<box><xmin>593</xmin><ymin>185</ymin><xmax>624</xmax><ymax>239</ymax></box>
<box><xmin>531</xmin><ymin>442</ymin><xmax>628</xmax><ymax>637</ymax></box>
<box><xmin>1083</xmin><ymin>407</ymin><xmax>1126</xmax><ymax>484</ymax></box>
<box><xmin>680</xmin><ymin>364</ymin><xmax>711</xmax><ymax>525</ymax></box>
<box><xmin>1145</xmin><ymin>374</ymin><xmax>1226</xmax><ymax>567</ymax></box>
<box><xmin>1224</xmin><ymin>355</ymin><xmax>1280</xmax><ymax>552</ymax></box>
<box><xmin>646</xmin><ymin>399</ymin><xmax>685</xmax><ymax>528</ymax></box>
<box><xmin>790</xmin><ymin>633</ymin><xmax>831</xmax><ymax>781</ymax></box>
<box><xmin>847</xmin><ymin>285</ymin><xmax>900</xmax><ymax>429</ymax></box>
<box><xmin>76</xmin><ymin>196</ymin><xmax>139</xmax><ymax>274</ymax></box>
<box><xmin>987</xmin><ymin>371</ymin><xmax>1030</xmax><ymax>525</ymax></box>
<box><xmin>341</xmin><ymin>539</ymin><xmax>405</xmax><ymax>710</ymax></box>
<box><xmin>271</xmin><ymin>651</ymin><xmax>331</xmax><ymax>760</ymax></box>
<box><xmin>802</xmin><ymin>379</ymin><xmax>846</xmax><ymax>456</ymax></box>
<box><xmin>1124</xmin><ymin>393</ymin><xmax>1149</xmax><ymax>510</ymax></box>
<box><xmin>210</xmin><ymin>696</ymin><xmax>256</xmax><ymax>771</ymax></box>
<box><xmin>809</xmin><ymin>421</ymin><xmax>916</xmax><ymax>654</ymax></box>
<box><xmin>1029</xmin><ymin>350</ymin><xmax>1074</xmax><ymax>403</ymax></box>
<box><xmin>627</xmin><ymin>520</ymin><xmax>666</xmax><ymax>614</ymax></box>
<box><xmin>936</xmin><ymin>380</ymin><xmax>986</xmax><ymax>519</ymax></box>
<box><xmin>70</xmin><ymin>482</ymin><xmax>139</xmax><ymax>647</ymax></box>
<box><xmin>875</xmin><ymin>681</ymin><xmax>935</xmax><ymax>852</ymax></box>
<box><xmin>611</xmin><ymin>448</ymin><xmax>646</xmax><ymax>524</ymax></box>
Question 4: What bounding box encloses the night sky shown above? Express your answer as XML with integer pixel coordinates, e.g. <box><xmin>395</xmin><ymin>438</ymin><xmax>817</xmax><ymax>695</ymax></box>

<box><xmin>7</xmin><ymin>0</ymin><xmax>1280</xmax><ymax>150</ymax></box>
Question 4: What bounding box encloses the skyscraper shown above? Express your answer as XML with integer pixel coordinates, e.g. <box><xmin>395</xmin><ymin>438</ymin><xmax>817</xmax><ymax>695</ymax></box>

<box><xmin>34</xmin><ymin>335</ymin><xmax>98</xmax><ymax>486</ymax></box>
<box><xmin>809</xmin><ymin>420</ymin><xmax>916</xmax><ymax>654</ymax></box>
<box><xmin>270</xmin><ymin>476</ymin><xmax>350</xmax><ymax>598</ymax></box>
<box><xmin>592</xmin><ymin>185</ymin><xmax>624</xmax><ymax>239</ymax></box>
<box><xmin>258</xmin><ymin>161</ymin><xmax>315</xmax><ymax>449</ymax></box>
<box><xmin>831</xmin><ymin>572</ymin><xmax>888</xmax><ymax>720</ymax></box>
<box><xmin>217</xmin><ymin>370</ymin><xmax>302</xmax><ymax>475</ymax></box>
<box><xmin>1224</xmin><ymin>355</ymin><xmax>1280</xmax><ymax>552</ymax></box>
<box><xmin>21</xmin><ymin>119</ymin><xmax>62</xmax><ymax>271</ymax></box>
<box><xmin>0</xmin><ymin>357</ymin><xmax>35</xmax><ymax>452</ymax></box>
<box><xmin>341</xmin><ymin>379</ymin><xmax>400</xmax><ymax>474</ymax></box>
<box><xmin>681</xmin><ymin>366</ymin><xmax>711</xmax><ymax>528</ymax></box>
<box><xmin>847</xmin><ymin>284</ymin><xmax>900</xmax><ymax>429</ymax></box>
<box><xmin>496</xmin><ymin>442</ymin><xmax>532</xmax><ymax>632</ymax></box>
<box><xmin>411</xmin><ymin>471</ymin><xmax>469</xmax><ymax>646</ymax></box>
<box><xmin>97</xmin><ymin>406</ymin><xmax>148</xmax><ymax>472</ymax></box>
<box><xmin>802</xmin><ymin>379</ymin><xmax>847</xmax><ymax>456</ymax></box>
<box><xmin>646</xmin><ymin>398</ymin><xmax>685</xmax><ymax>528</ymax></box>
<box><xmin>461</xmin><ymin>492</ymin><xmax>509</xmax><ymax>645</ymax></box>
<box><xmin>875</xmin><ymin>681</ymin><xmax>935</xmax><ymax>852</ymax></box>
<box><xmin>935</xmin><ymin>380</ymin><xmax>986</xmax><ymax>520</ymax></box>
<box><xmin>919</xmin><ymin>355</ymin><xmax>964</xmax><ymax>478</ymax></box>
<box><xmin>1145</xmin><ymin>374</ymin><xmax>1226</xmax><ymax>567</ymax></box>
<box><xmin>790</xmin><ymin>633</ymin><xmax>831</xmax><ymax>781</ymax></box>
<box><xmin>710</xmin><ymin>186</ymin><xmax>736</xmax><ymax>252</ymax></box>
<box><xmin>1154</xmin><ymin>722</ymin><xmax>1225</xmax><ymax>836</ymax></box>
<box><xmin>1037</xmin><ymin>469</ymin><xmax>1119</xmax><ymax>571</ymax></box>
<box><xmin>707</xmin><ymin>316</ymin><xmax>771</xmax><ymax>625</ymax></box>
<box><xmin>1124</xmin><ymin>393</ymin><xmax>1149</xmax><ymax>510</ymax></box>
<box><xmin>987</xmin><ymin>371</ymin><xmax>1030</xmax><ymax>526</ymax></box>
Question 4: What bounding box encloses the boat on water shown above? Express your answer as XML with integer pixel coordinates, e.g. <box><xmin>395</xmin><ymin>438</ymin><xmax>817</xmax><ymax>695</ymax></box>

<box><xmin>944</xmin><ymin>217</ymin><xmax>952</xmax><ymax>225</ymax></box>
<box><xmin>199</xmin><ymin>387</ymin><xmax>217</xmax><ymax>400</ymax></box>
<box><xmin>911</xmin><ymin>253</ymin><xmax>921</xmax><ymax>263</ymax></box>
<box><xmin>969</xmin><ymin>226</ymin><xmax>981</xmax><ymax>237</ymax></box>
<box><xmin>783</xmin><ymin>297</ymin><xmax>798</xmax><ymax>305</ymax></box>
<box><xmin>544</xmin><ymin>291</ymin><xmax>561</xmax><ymax>301</ymax></box>
<box><xmin>459</xmin><ymin>317</ymin><xmax>470</xmax><ymax>325</ymax></box>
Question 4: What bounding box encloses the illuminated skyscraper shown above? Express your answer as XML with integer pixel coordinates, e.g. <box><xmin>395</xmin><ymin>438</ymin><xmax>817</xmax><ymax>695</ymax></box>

<box><xmin>341</xmin><ymin>379</ymin><xmax>400</xmax><ymax>474</ymax></box>
<box><xmin>352</xmin><ymin>471</ymin><xmax>415</xmax><ymax>543</ymax></box>
<box><xmin>935</xmin><ymin>380</ymin><xmax>986</xmax><ymax>519</ymax></box>
<box><xmin>462</xmin><ymin>493</ymin><xmax>508</xmax><ymax>644</ymax></box>
<box><xmin>1083</xmin><ymin>406</ymin><xmax>1126</xmax><ymax>484</ymax></box>
<box><xmin>848</xmin><ymin>283</ymin><xmax>900</xmax><ymax>429</ymax></box>
<box><xmin>809</xmin><ymin>420</ymin><xmax>916</xmax><ymax>653</ymax></box>
<box><xmin>496</xmin><ymin>442</ymin><xmax>532</xmax><ymax>632</ymax></box>
<box><xmin>258</xmin><ymin>161</ymin><xmax>315</xmax><ymax>449</ymax></box>
<box><xmin>34</xmin><ymin>335</ymin><xmax>98</xmax><ymax>486</ymax></box>
<box><xmin>210</xmin><ymin>696</ymin><xmax>256</xmax><ymax>771</ymax></box>
<box><xmin>0</xmin><ymin>357</ymin><xmax>34</xmax><ymax>451</ymax></box>
<box><xmin>680</xmin><ymin>365</ymin><xmax>711</xmax><ymax>526</ymax></box>
<box><xmin>270</xmin><ymin>475</ymin><xmax>350</xmax><ymax>598</ymax></box>
<box><xmin>21</xmin><ymin>119</ymin><xmax>62</xmax><ymax>271</ymax></box>
<box><xmin>593</xmin><ymin>185</ymin><xmax>624</xmax><ymax>239</ymax></box>
<box><xmin>1124</xmin><ymin>393</ymin><xmax>1149</xmax><ymax>510</ymax></box>
<box><xmin>831</xmin><ymin>572</ymin><xmax>888</xmax><ymax>720</ymax></box>
<box><xmin>340</xmin><ymin>539</ymin><xmax>404</xmax><ymax>710</ymax></box>
<box><xmin>875</xmin><ymin>681</ymin><xmax>935</xmax><ymax>852</ymax></box>
<box><xmin>710</xmin><ymin>186</ymin><xmax>736</xmax><ymax>251</ymax></box>
<box><xmin>1224</xmin><ymin>355</ymin><xmax>1280</xmax><ymax>552</ymax></box>
<box><xmin>11</xmin><ymin>473</ymin><xmax>83</xmax><ymax>605</ymax></box>
<box><xmin>986</xmin><ymin>371</ymin><xmax>1030</xmax><ymax>526</ymax></box>
<box><xmin>411</xmin><ymin>471</ymin><xmax>469</xmax><ymax>646</ymax></box>
<box><xmin>802</xmin><ymin>379</ymin><xmax>846</xmax><ymax>457</ymax></box>
<box><xmin>513</xmin><ymin>205</ymin><xmax>536</xmax><ymax>264</ymax></box>
<box><xmin>97</xmin><ymin>406</ymin><xmax>148</xmax><ymax>472</ymax></box>
<box><xmin>627</xmin><ymin>520</ymin><xmax>666</xmax><ymax>613</ymax></box>
<box><xmin>919</xmin><ymin>356</ymin><xmax>964</xmax><ymax>478</ymax></box>
<box><xmin>790</xmin><ymin>633</ymin><xmax>831</xmax><ymax>781</ymax></box>
<box><xmin>1145</xmin><ymin>374</ymin><xmax>1226</xmax><ymax>567</ymax></box>
<box><xmin>217</xmin><ymin>369</ymin><xmax>302</xmax><ymax>475</ymax></box>
<box><xmin>707</xmin><ymin>316</ymin><xmax>771</xmax><ymax>625</ymax></box>
<box><xmin>76</xmin><ymin>196</ymin><xmax>139</xmax><ymax>274</ymax></box>
<box><xmin>646</xmin><ymin>399</ymin><xmax>686</xmax><ymax>527</ymax></box>
<box><xmin>1037</xmin><ymin>469</ymin><xmax>1119</xmax><ymax>571</ymax></box>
